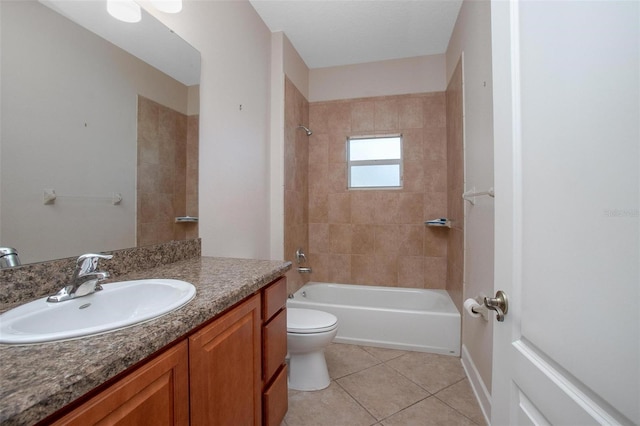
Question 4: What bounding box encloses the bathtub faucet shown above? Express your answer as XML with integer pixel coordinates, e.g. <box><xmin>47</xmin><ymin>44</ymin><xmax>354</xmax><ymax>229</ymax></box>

<box><xmin>295</xmin><ymin>248</ymin><xmax>307</xmax><ymax>264</ymax></box>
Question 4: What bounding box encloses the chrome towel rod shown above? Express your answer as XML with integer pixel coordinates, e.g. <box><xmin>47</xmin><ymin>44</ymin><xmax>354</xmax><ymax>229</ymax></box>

<box><xmin>462</xmin><ymin>187</ymin><xmax>494</xmax><ymax>205</ymax></box>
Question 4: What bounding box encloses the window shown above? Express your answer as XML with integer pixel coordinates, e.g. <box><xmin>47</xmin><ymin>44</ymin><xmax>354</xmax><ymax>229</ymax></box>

<box><xmin>347</xmin><ymin>135</ymin><xmax>402</xmax><ymax>189</ymax></box>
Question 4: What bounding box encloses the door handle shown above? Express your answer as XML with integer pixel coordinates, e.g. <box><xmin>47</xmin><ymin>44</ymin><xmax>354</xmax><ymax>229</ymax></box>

<box><xmin>484</xmin><ymin>291</ymin><xmax>508</xmax><ymax>322</ymax></box>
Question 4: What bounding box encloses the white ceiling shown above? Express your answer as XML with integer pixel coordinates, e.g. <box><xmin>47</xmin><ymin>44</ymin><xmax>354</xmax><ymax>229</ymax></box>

<box><xmin>40</xmin><ymin>0</ymin><xmax>201</xmax><ymax>86</ymax></box>
<box><xmin>249</xmin><ymin>0</ymin><xmax>463</xmax><ymax>69</ymax></box>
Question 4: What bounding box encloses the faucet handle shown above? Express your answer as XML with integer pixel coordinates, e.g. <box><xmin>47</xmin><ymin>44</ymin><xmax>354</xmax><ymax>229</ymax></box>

<box><xmin>295</xmin><ymin>248</ymin><xmax>307</xmax><ymax>264</ymax></box>
<box><xmin>76</xmin><ymin>253</ymin><xmax>113</xmax><ymax>275</ymax></box>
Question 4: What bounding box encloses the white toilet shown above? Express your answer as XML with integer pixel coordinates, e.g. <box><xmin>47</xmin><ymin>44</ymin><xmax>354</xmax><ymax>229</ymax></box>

<box><xmin>286</xmin><ymin>307</ymin><xmax>338</xmax><ymax>391</ymax></box>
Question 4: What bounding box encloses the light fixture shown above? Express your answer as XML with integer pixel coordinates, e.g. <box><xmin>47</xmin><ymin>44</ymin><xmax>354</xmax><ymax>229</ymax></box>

<box><xmin>107</xmin><ymin>0</ymin><xmax>142</xmax><ymax>23</ymax></box>
<box><xmin>150</xmin><ymin>0</ymin><xmax>183</xmax><ymax>14</ymax></box>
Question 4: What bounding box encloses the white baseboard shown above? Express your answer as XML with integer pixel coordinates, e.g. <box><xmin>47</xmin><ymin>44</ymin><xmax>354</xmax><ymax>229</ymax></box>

<box><xmin>461</xmin><ymin>344</ymin><xmax>492</xmax><ymax>425</ymax></box>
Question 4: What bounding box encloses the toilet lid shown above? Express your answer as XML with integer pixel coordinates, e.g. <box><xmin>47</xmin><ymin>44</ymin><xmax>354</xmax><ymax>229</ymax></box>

<box><xmin>287</xmin><ymin>308</ymin><xmax>338</xmax><ymax>334</ymax></box>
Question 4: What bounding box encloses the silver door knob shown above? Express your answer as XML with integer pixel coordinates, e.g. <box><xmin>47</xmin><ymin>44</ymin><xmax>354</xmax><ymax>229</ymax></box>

<box><xmin>484</xmin><ymin>291</ymin><xmax>508</xmax><ymax>322</ymax></box>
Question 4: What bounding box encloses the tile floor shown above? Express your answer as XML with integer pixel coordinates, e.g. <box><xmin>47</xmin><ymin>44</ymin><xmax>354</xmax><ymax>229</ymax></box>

<box><xmin>283</xmin><ymin>343</ymin><xmax>486</xmax><ymax>426</ymax></box>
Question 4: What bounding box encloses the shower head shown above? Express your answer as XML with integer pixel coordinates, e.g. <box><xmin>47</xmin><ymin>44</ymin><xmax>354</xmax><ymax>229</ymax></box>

<box><xmin>297</xmin><ymin>125</ymin><xmax>313</xmax><ymax>136</ymax></box>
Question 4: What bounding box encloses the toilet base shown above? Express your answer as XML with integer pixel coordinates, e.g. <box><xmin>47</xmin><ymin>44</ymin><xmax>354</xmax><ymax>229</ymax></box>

<box><xmin>287</xmin><ymin>350</ymin><xmax>330</xmax><ymax>391</ymax></box>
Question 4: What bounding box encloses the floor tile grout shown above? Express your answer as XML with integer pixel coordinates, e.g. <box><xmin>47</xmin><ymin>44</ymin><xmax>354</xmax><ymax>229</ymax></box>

<box><xmin>285</xmin><ymin>343</ymin><xmax>484</xmax><ymax>426</ymax></box>
<box><xmin>332</xmin><ymin>376</ymin><xmax>382</xmax><ymax>424</ymax></box>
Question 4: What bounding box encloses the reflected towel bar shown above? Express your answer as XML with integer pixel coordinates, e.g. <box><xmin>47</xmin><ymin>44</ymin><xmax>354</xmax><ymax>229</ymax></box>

<box><xmin>462</xmin><ymin>188</ymin><xmax>494</xmax><ymax>205</ymax></box>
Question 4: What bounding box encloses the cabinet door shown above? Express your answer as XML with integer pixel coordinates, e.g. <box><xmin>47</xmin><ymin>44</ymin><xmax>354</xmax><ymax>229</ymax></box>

<box><xmin>189</xmin><ymin>294</ymin><xmax>262</xmax><ymax>426</ymax></box>
<box><xmin>52</xmin><ymin>341</ymin><xmax>189</xmax><ymax>426</ymax></box>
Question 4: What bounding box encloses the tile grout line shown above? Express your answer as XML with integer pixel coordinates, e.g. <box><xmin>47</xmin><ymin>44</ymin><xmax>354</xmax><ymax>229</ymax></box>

<box><xmin>432</xmin><ymin>377</ymin><xmax>485</xmax><ymax>426</ymax></box>
<box><xmin>374</xmin><ymin>394</ymin><xmax>437</xmax><ymax>425</ymax></box>
<box><xmin>331</xmin><ymin>378</ymin><xmax>381</xmax><ymax>425</ymax></box>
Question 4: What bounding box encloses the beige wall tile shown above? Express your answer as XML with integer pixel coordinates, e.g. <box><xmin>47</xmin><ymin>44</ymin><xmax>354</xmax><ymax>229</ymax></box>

<box><xmin>424</xmin><ymin>228</ymin><xmax>449</xmax><ymax>257</ymax></box>
<box><xmin>398</xmin><ymin>256</ymin><xmax>426</xmax><ymax>288</ymax></box>
<box><xmin>424</xmin><ymin>256</ymin><xmax>447</xmax><ymax>289</ymax></box>
<box><xmin>399</xmin><ymin>97</ymin><xmax>424</xmax><ymax>129</ymax></box>
<box><xmin>137</xmin><ymin>96</ymin><xmax>195</xmax><ymax>246</ymax></box>
<box><xmin>402</xmin><ymin>129</ymin><xmax>424</xmax><ymax>163</ymax></box>
<box><xmin>329</xmin><ymin>223</ymin><xmax>352</xmax><ymax>254</ymax></box>
<box><xmin>328</xmin><ymin>254</ymin><xmax>351</xmax><ymax>283</ymax></box>
<box><xmin>351</xmin><ymin>101</ymin><xmax>375</xmax><ymax>133</ymax></box>
<box><xmin>372</xmin><ymin>254</ymin><xmax>398</xmax><ymax>286</ymax></box>
<box><xmin>374</xmin><ymin>99</ymin><xmax>399</xmax><ymax>131</ymax></box>
<box><xmin>402</xmin><ymin>160</ymin><xmax>426</xmax><ymax>193</ymax></box>
<box><xmin>446</xmin><ymin>61</ymin><xmax>464</xmax><ymax>308</ymax></box>
<box><xmin>307</xmin><ymin>92</ymin><xmax>456</xmax><ymax>291</ymax></box>
<box><xmin>350</xmin><ymin>191</ymin><xmax>376</xmax><ymax>224</ymax></box>
<box><xmin>309</xmin><ymin>223</ymin><xmax>330</xmax><ymax>253</ymax></box>
<box><xmin>374</xmin><ymin>192</ymin><xmax>400</xmax><ymax>224</ymax></box>
<box><xmin>351</xmin><ymin>224</ymin><xmax>376</xmax><ymax>254</ymax></box>
<box><xmin>374</xmin><ymin>224</ymin><xmax>403</xmax><ymax>254</ymax></box>
<box><xmin>351</xmin><ymin>254</ymin><xmax>377</xmax><ymax>285</ymax></box>
<box><xmin>328</xmin><ymin>133</ymin><xmax>347</xmax><ymax>164</ymax></box>
<box><xmin>284</xmin><ymin>77</ymin><xmax>311</xmax><ymax>293</ymax></box>
<box><xmin>398</xmin><ymin>225</ymin><xmax>424</xmax><ymax>256</ymax></box>
<box><xmin>396</xmin><ymin>193</ymin><xmax>424</xmax><ymax>224</ymax></box>
<box><xmin>309</xmin><ymin>192</ymin><xmax>328</xmax><ymax>223</ymax></box>
<box><xmin>328</xmin><ymin>192</ymin><xmax>351</xmax><ymax>223</ymax></box>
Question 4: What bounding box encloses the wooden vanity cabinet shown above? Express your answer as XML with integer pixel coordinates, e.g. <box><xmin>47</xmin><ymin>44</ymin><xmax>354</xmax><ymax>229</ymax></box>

<box><xmin>51</xmin><ymin>341</ymin><xmax>189</xmax><ymax>426</ymax></box>
<box><xmin>47</xmin><ymin>277</ymin><xmax>288</xmax><ymax>426</ymax></box>
<box><xmin>189</xmin><ymin>294</ymin><xmax>262</xmax><ymax>426</ymax></box>
<box><xmin>261</xmin><ymin>277</ymin><xmax>288</xmax><ymax>426</ymax></box>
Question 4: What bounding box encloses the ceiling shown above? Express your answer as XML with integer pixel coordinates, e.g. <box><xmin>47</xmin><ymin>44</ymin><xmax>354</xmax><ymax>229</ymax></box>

<box><xmin>41</xmin><ymin>0</ymin><xmax>201</xmax><ymax>85</ymax></box>
<box><xmin>249</xmin><ymin>0</ymin><xmax>463</xmax><ymax>69</ymax></box>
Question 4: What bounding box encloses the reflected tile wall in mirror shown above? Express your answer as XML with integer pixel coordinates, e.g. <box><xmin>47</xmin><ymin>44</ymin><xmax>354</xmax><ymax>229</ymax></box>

<box><xmin>137</xmin><ymin>96</ymin><xmax>199</xmax><ymax>246</ymax></box>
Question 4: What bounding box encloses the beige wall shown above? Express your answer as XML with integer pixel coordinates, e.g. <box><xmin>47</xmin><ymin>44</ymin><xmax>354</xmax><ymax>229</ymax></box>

<box><xmin>307</xmin><ymin>93</ymin><xmax>449</xmax><ymax>288</ymax></box>
<box><xmin>137</xmin><ymin>97</ymin><xmax>198</xmax><ymax>246</ymax></box>
<box><xmin>446</xmin><ymin>0</ymin><xmax>495</xmax><ymax>418</ymax></box>
<box><xmin>446</xmin><ymin>60</ymin><xmax>465</xmax><ymax>313</ymax></box>
<box><xmin>270</xmin><ymin>32</ymin><xmax>312</xmax><ymax>262</ymax></box>
<box><xmin>309</xmin><ymin>55</ymin><xmax>447</xmax><ymax>102</ymax></box>
<box><xmin>146</xmin><ymin>1</ymin><xmax>273</xmax><ymax>259</ymax></box>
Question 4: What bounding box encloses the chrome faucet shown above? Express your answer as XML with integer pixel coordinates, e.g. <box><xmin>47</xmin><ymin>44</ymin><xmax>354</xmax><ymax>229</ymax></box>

<box><xmin>295</xmin><ymin>248</ymin><xmax>307</xmax><ymax>264</ymax></box>
<box><xmin>47</xmin><ymin>253</ymin><xmax>113</xmax><ymax>302</ymax></box>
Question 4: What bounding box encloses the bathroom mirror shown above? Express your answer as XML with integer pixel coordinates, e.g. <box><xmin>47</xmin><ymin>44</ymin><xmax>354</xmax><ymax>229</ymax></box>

<box><xmin>0</xmin><ymin>0</ymin><xmax>201</xmax><ymax>265</ymax></box>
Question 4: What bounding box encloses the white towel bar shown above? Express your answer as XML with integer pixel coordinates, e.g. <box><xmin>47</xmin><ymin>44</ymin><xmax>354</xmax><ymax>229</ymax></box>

<box><xmin>462</xmin><ymin>187</ymin><xmax>494</xmax><ymax>205</ymax></box>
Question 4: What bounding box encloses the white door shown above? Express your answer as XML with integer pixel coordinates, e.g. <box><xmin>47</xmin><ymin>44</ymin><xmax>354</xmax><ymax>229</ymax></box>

<box><xmin>491</xmin><ymin>1</ymin><xmax>639</xmax><ymax>425</ymax></box>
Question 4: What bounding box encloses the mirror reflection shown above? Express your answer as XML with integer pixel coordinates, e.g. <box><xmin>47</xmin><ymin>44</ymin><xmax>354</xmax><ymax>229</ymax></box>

<box><xmin>0</xmin><ymin>0</ymin><xmax>200</xmax><ymax>265</ymax></box>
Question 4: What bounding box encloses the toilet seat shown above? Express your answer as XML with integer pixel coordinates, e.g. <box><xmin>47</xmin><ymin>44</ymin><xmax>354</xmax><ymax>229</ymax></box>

<box><xmin>288</xmin><ymin>308</ymin><xmax>337</xmax><ymax>334</ymax></box>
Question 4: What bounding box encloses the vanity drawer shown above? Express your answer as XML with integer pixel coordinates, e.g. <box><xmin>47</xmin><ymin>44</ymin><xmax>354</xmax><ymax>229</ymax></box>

<box><xmin>263</xmin><ymin>364</ymin><xmax>288</xmax><ymax>426</ymax></box>
<box><xmin>262</xmin><ymin>277</ymin><xmax>287</xmax><ymax>321</ymax></box>
<box><xmin>263</xmin><ymin>308</ymin><xmax>287</xmax><ymax>381</ymax></box>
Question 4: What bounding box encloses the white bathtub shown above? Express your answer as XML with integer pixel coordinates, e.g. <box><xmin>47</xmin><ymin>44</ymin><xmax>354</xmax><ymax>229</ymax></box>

<box><xmin>287</xmin><ymin>282</ymin><xmax>461</xmax><ymax>356</ymax></box>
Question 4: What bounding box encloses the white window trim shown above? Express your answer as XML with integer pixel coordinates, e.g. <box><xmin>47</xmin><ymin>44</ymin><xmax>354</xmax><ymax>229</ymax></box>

<box><xmin>347</xmin><ymin>134</ymin><xmax>403</xmax><ymax>190</ymax></box>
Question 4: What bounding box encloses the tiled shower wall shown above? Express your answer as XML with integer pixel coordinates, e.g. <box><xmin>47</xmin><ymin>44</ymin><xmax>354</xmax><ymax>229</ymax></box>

<box><xmin>283</xmin><ymin>77</ymin><xmax>310</xmax><ymax>293</ymax></box>
<box><xmin>137</xmin><ymin>96</ymin><xmax>199</xmax><ymax>246</ymax></box>
<box><xmin>307</xmin><ymin>93</ymin><xmax>449</xmax><ymax>288</ymax></box>
<box><xmin>446</xmin><ymin>61</ymin><xmax>465</xmax><ymax>312</ymax></box>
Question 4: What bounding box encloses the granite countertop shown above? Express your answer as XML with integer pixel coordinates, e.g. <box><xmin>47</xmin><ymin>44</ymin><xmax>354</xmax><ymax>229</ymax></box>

<box><xmin>0</xmin><ymin>256</ymin><xmax>291</xmax><ymax>426</ymax></box>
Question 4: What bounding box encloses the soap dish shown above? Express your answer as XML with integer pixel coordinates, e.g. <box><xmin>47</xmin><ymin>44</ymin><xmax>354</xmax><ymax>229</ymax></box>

<box><xmin>175</xmin><ymin>216</ymin><xmax>199</xmax><ymax>223</ymax></box>
<box><xmin>425</xmin><ymin>218</ymin><xmax>451</xmax><ymax>228</ymax></box>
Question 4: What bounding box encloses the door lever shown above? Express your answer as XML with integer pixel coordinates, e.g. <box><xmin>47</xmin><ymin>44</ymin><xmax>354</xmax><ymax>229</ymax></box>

<box><xmin>484</xmin><ymin>291</ymin><xmax>508</xmax><ymax>322</ymax></box>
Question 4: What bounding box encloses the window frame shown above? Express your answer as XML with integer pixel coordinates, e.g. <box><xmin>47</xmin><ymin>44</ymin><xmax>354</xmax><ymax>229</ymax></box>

<box><xmin>347</xmin><ymin>134</ymin><xmax>403</xmax><ymax>190</ymax></box>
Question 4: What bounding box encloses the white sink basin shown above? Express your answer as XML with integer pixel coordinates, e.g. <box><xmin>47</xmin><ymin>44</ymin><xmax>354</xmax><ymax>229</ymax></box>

<box><xmin>0</xmin><ymin>279</ymin><xmax>196</xmax><ymax>344</ymax></box>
